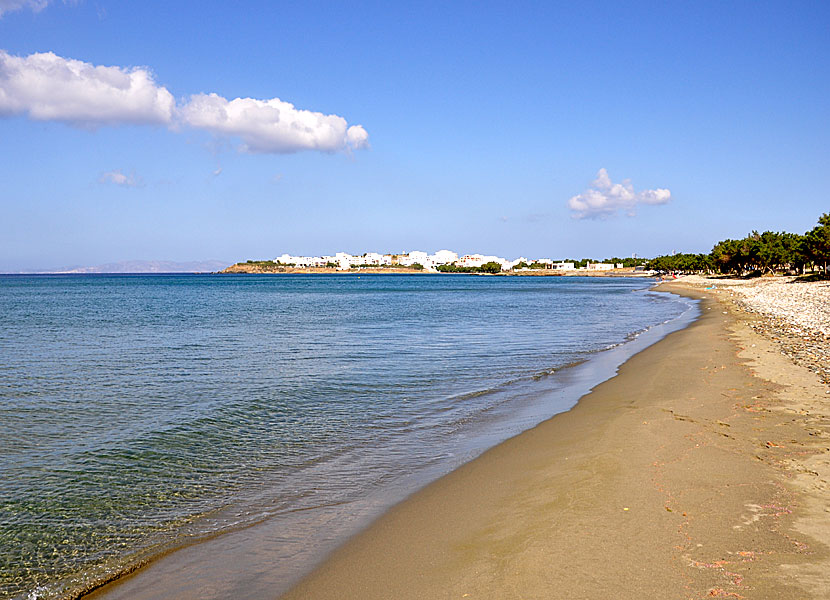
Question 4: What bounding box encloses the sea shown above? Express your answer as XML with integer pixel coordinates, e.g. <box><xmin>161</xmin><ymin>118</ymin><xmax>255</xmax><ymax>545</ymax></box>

<box><xmin>0</xmin><ymin>273</ymin><xmax>698</xmax><ymax>600</ymax></box>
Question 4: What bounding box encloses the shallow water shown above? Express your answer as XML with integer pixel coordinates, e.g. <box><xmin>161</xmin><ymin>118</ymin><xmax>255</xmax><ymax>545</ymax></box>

<box><xmin>0</xmin><ymin>274</ymin><xmax>693</xmax><ymax>599</ymax></box>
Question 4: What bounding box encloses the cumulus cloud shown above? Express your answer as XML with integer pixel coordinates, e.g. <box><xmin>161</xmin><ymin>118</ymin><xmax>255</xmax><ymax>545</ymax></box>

<box><xmin>0</xmin><ymin>50</ymin><xmax>369</xmax><ymax>154</ymax></box>
<box><xmin>179</xmin><ymin>93</ymin><xmax>369</xmax><ymax>154</ymax></box>
<box><xmin>99</xmin><ymin>169</ymin><xmax>142</xmax><ymax>187</ymax></box>
<box><xmin>567</xmin><ymin>168</ymin><xmax>671</xmax><ymax>219</ymax></box>
<box><xmin>0</xmin><ymin>50</ymin><xmax>174</xmax><ymax>126</ymax></box>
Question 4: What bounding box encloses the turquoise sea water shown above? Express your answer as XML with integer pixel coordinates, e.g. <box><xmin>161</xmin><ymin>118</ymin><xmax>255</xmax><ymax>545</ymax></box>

<box><xmin>0</xmin><ymin>274</ymin><xmax>695</xmax><ymax>599</ymax></box>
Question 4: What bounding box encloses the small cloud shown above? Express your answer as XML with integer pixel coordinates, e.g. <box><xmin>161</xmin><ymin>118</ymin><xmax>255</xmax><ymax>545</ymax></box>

<box><xmin>212</xmin><ymin>167</ymin><xmax>222</xmax><ymax>177</ymax></box>
<box><xmin>99</xmin><ymin>169</ymin><xmax>143</xmax><ymax>187</ymax></box>
<box><xmin>0</xmin><ymin>0</ymin><xmax>49</xmax><ymax>18</ymax></box>
<box><xmin>567</xmin><ymin>168</ymin><xmax>671</xmax><ymax>219</ymax></box>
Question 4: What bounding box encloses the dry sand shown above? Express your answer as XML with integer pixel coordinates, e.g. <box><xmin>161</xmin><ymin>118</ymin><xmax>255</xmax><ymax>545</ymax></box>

<box><xmin>282</xmin><ymin>281</ymin><xmax>830</xmax><ymax>599</ymax></box>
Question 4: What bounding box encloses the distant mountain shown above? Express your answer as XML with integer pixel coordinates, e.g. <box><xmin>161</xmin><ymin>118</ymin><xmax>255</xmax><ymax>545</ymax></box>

<box><xmin>51</xmin><ymin>260</ymin><xmax>230</xmax><ymax>274</ymax></box>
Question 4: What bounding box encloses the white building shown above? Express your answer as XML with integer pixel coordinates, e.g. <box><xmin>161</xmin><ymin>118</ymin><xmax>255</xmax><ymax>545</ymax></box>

<box><xmin>335</xmin><ymin>252</ymin><xmax>360</xmax><ymax>270</ymax></box>
<box><xmin>276</xmin><ymin>254</ymin><xmax>331</xmax><ymax>267</ymax></box>
<box><xmin>505</xmin><ymin>257</ymin><xmax>531</xmax><ymax>270</ymax></box>
<box><xmin>457</xmin><ymin>254</ymin><xmax>485</xmax><ymax>268</ymax></box>
<box><xmin>398</xmin><ymin>250</ymin><xmax>431</xmax><ymax>268</ymax></box>
<box><xmin>274</xmin><ymin>250</ymin><xmax>586</xmax><ymax>273</ymax></box>
<box><xmin>430</xmin><ymin>249</ymin><xmax>458</xmax><ymax>266</ymax></box>
<box><xmin>586</xmin><ymin>263</ymin><xmax>614</xmax><ymax>271</ymax></box>
<box><xmin>361</xmin><ymin>252</ymin><xmax>390</xmax><ymax>266</ymax></box>
<box><xmin>457</xmin><ymin>254</ymin><xmax>510</xmax><ymax>270</ymax></box>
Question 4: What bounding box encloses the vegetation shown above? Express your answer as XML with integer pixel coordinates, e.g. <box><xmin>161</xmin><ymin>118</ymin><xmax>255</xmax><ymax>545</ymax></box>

<box><xmin>562</xmin><ymin>258</ymin><xmax>591</xmax><ymax>269</ymax></box>
<box><xmin>436</xmin><ymin>261</ymin><xmax>503</xmax><ymax>274</ymax></box>
<box><xmin>645</xmin><ymin>253</ymin><xmax>713</xmax><ymax>273</ymax></box>
<box><xmin>514</xmin><ymin>261</ymin><xmax>550</xmax><ymax>270</ymax></box>
<box><xmin>646</xmin><ymin>213</ymin><xmax>829</xmax><ymax>276</ymax></box>
<box><xmin>806</xmin><ymin>213</ymin><xmax>830</xmax><ymax>272</ymax></box>
<box><xmin>244</xmin><ymin>260</ymin><xmax>282</xmax><ymax>268</ymax></box>
<box><xmin>606</xmin><ymin>257</ymin><xmax>648</xmax><ymax>268</ymax></box>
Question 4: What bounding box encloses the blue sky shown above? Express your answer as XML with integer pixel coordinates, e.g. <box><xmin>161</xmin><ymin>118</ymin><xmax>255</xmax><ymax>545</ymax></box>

<box><xmin>1</xmin><ymin>1</ymin><xmax>828</xmax><ymax>270</ymax></box>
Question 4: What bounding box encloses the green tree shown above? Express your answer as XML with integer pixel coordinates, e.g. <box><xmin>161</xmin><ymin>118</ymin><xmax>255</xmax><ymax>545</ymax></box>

<box><xmin>480</xmin><ymin>261</ymin><xmax>503</xmax><ymax>274</ymax></box>
<box><xmin>805</xmin><ymin>213</ymin><xmax>830</xmax><ymax>272</ymax></box>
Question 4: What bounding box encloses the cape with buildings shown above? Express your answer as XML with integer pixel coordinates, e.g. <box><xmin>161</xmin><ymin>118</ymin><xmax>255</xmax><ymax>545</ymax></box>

<box><xmin>220</xmin><ymin>250</ymin><xmax>650</xmax><ymax>275</ymax></box>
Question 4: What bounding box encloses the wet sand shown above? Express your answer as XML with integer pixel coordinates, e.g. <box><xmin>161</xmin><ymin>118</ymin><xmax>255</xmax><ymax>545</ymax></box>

<box><xmin>281</xmin><ymin>283</ymin><xmax>830</xmax><ymax>599</ymax></box>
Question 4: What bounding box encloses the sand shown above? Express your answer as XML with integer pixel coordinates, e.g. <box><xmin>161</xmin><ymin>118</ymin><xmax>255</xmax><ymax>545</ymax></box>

<box><xmin>281</xmin><ymin>282</ymin><xmax>830</xmax><ymax>599</ymax></box>
<box><xmin>85</xmin><ymin>279</ymin><xmax>830</xmax><ymax>599</ymax></box>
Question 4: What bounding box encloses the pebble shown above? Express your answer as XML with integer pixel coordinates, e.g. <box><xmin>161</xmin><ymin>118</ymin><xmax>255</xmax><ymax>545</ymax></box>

<box><xmin>682</xmin><ymin>276</ymin><xmax>830</xmax><ymax>384</ymax></box>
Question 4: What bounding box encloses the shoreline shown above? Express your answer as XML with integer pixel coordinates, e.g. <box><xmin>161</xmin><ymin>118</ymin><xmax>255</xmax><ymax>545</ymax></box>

<box><xmin>80</xmin><ymin>282</ymin><xmax>694</xmax><ymax>600</ymax></box>
<box><xmin>82</xmin><ymin>278</ymin><xmax>830</xmax><ymax>599</ymax></box>
<box><xmin>279</xmin><ymin>281</ymin><xmax>830</xmax><ymax>599</ymax></box>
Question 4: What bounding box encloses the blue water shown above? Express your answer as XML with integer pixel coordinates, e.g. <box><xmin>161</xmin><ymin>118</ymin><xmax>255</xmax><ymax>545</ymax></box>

<box><xmin>0</xmin><ymin>274</ymin><xmax>694</xmax><ymax>600</ymax></box>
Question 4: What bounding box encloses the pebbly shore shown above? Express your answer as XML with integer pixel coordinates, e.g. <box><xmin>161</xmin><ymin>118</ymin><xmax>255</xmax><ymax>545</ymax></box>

<box><xmin>679</xmin><ymin>275</ymin><xmax>830</xmax><ymax>384</ymax></box>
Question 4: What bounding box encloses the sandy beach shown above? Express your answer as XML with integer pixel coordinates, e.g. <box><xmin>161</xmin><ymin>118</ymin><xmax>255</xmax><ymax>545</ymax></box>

<box><xmin>281</xmin><ymin>278</ymin><xmax>830</xmax><ymax>599</ymax></box>
<box><xmin>81</xmin><ymin>276</ymin><xmax>830</xmax><ymax>600</ymax></box>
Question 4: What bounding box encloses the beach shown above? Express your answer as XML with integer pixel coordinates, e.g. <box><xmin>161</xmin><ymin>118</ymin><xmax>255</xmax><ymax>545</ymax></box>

<box><xmin>281</xmin><ymin>278</ymin><xmax>830</xmax><ymax>599</ymax></box>
<box><xmin>11</xmin><ymin>274</ymin><xmax>827</xmax><ymax>600</ymax></box>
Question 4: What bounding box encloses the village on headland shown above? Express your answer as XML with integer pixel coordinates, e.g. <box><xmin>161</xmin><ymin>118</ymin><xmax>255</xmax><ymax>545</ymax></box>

<box><xmin>221</xmin><ymin>213</ymin><xmax>830</xmax><ymax>278</ymax></box>
<box><xmin>220</xmin><ymin>250</ymin><xmax>648</xmax><ymax>275</ymax></box>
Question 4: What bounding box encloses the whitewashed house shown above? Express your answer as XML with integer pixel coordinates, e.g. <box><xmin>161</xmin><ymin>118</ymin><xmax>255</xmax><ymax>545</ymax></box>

<box><xmin>457</xmin><ymin>254</ymin><xmax>510</xmax><ymax>270</ymax></box>
<box><xmin>430</xmin><ymin>249</ymin><xmax>458</xmax><ymax>266</ymax></box>
<box><xmin>276</xmin><ymin>254</ymin><xmax>330</xmax><ymax>267</ymax></box>
<box><xmin>398</xmin><ymin>251</ymin><xmax>430</xmax><ymax>268</ymax></box>
<box><xmin>457</xmin><ymin>254</ymin><xmax>485</xmax><ymax>268</ymax></box>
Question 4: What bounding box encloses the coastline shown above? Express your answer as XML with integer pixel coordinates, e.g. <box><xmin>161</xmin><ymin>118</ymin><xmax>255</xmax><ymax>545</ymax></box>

<box><xmin>80</xmin><ymin>278</ymin><xmax>830</xmax><ymax>599</ymax></box>
<box><xmin>280</xmin><ymin>281</ymin><xmax>830</xmax><ymax>599</ymax></box>
<box><xmin>79</xmin><ymin>280</ymin><xmax>693</xmax><ymax>600</ymax></box>
<box><xmin>217</xmin><ymin>263</ymin><xmax>650</xmax><ymax>277</ymax></box>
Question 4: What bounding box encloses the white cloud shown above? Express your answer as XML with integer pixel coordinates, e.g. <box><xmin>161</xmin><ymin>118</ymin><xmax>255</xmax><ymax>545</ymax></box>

<box><xmin>99</xmin><ymin>169</ymin><xmax>142</xmax><ymax>187</ymax></box>
<box><xmin>567</xmin><ymin>168</ymin><xmax>671</xmax><ymax>219</ymax></box>
<box><xmin>0</xmin><ymin>50</ymin><xmax>369</xmax><ymax>154</ymax></box>
<box><xmin>0</xmin><ymin>0</ymin><xmax>77</xmax><ymax>18</ymax></box>
<box><xmin>0</xmin><ymin>50</ymin><xmax>174</xmax><ymax>126</ymax></box>
<box><xmin>0</xmin><ymin>0</ymin><xmax>48</xmax><ymax>17</ymax></box>
<box><xmin>179</xmin><ymin>93</ymin><xmax>369</xmax><ymax>154</ymax></box>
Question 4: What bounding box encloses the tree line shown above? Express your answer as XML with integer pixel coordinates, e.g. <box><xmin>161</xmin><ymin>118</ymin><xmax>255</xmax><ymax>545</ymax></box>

<box><xmin>436</xmin><ymin>261</ymin><xmax>503</xmax><ymax>274</ymax></box>
<box><xmin>645</xmin><ymin>213</ymin><xmax>830</xmax><ymax>275</ymax></box>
